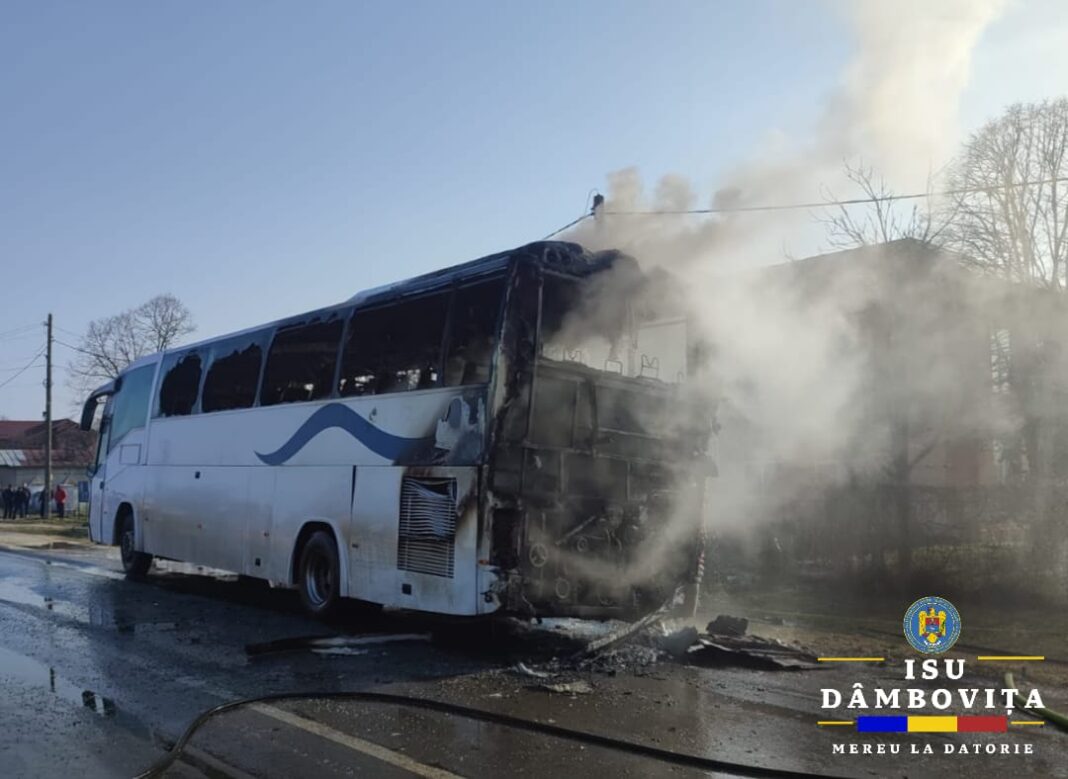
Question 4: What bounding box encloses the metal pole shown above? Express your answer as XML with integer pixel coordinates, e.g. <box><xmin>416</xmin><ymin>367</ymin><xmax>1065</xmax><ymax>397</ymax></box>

<box><xmin>44</xmin><ymin>313</ymin><xmax>52</xmax><ymax>519</ymax></box>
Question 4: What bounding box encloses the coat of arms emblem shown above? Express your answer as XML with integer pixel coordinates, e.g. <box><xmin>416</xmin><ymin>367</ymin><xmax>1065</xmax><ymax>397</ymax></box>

<box><xmin>904</xmin><ymin>596</ymin><xmax>961</xmax><ymax>653</ymax></box>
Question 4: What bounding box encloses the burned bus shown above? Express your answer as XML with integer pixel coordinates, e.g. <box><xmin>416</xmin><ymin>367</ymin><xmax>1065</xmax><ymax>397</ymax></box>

<box><xmin>80</xmin><ymin>241</ymin><xmax>712</xmax><ymax>619</ymax></box>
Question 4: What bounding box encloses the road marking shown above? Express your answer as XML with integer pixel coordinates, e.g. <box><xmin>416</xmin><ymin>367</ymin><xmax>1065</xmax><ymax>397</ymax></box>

<box><xmin>816</xmin><ymin>721</ymin><xmax>854</xmax><ymax>726</ymax></box>
<box><xmin>181</xmin><ymin>745</ymin><xmax>261</xmax><ymax>779</ymax></box>
<box><xmin>817</xmin><ymin>657</ymin><xmax>884</xmax><ymax>662</ymax></box>
<box><xmin>249</xmin><ymin>703</ymin><xmax>464</xmax><ymax>779</ymax></box>
<box><xmin>977</xmin><ymin>655</ymin><xmax>1045</xmax><ymax>661</ymax></box>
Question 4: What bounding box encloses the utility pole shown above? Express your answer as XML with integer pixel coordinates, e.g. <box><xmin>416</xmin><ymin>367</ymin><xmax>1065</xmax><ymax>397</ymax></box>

<box><xmin>44</xmin><ymin>313</ymin><xmax>52</xmax><ymax>519</ymax></box>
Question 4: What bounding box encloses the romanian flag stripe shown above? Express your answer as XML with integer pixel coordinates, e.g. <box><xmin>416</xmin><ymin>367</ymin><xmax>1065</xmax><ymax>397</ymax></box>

<box><xmin>855</xmin><ymin>716</ymin><xmax>1007</xmax><ymax>733</ymax></box>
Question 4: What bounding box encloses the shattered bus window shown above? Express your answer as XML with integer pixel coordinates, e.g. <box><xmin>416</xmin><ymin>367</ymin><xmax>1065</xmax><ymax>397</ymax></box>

<box><xmin>339</xmin><ymin>293</ymin><xmax>449</xmax><ymax>396</ymax></box>
<box><xmin>201</xmin><ymin>333</ymin><xmax>266</xmax><ymax>412</ymax></box>
<box><xmin>156</xmin><ymin>350</ymin><xmax>203</xmax><ymax>417</ymax></box>
<box><xmin>260</xmin><ymin>318</ymin><xmax>342</xmax><ymax>405</ymax></box>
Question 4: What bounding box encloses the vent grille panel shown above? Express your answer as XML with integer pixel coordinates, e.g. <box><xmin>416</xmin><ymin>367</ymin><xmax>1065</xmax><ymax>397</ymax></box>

<box><xmin>397</xmin><ymin>477</ymin><xmax>457</xmax><ymax>578</ymax></box>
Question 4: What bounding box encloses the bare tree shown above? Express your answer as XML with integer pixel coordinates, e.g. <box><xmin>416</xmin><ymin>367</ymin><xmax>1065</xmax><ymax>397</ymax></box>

<box><xmin>67</xmin><ymin>294</ymin><xmax>195</xmax><ymax>395</ymax></box>
<box><xmin>817</xmin><ymin>163</ymin><xmax>957</xmax><ymax>585</ymax></box>
<box><xmin>818</xmin><ymin>161</ymin><xmax>954</xmax><ymax>250</ymax></box>
<box><xmin>947</xmin><ymin>98</ymin><xmax>1068</xmax><ymax>289</ymax></box>
<box><xmin>946</xmin><ymin>100</ymin><xmax>1068</xmax><ymax>575</ymax></box>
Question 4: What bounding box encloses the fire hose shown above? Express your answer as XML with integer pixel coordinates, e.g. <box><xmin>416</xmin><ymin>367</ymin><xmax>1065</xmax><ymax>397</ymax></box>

<box><xmin>1005</xmin><ymin>672</ymin><xmax>1068</xmax><ymax>732</ymax></box>
<box><xmin>134</xmin><ymin>688</ymin><xmax>846</xmax><ymax>779</ymax></box>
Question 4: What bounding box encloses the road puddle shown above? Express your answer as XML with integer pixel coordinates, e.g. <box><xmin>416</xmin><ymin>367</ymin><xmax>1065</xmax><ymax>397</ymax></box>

<box><xmin>0</xmin><ymin>578</ymin><xmax>92</xmax><ymax>623</ymax></box>
<box><xmin>0</xmin><ymin>575</ymin><xmax>183</xmax><ymax>635</ymax></box>
<box><xmin>0</xmin><ymin>644</ymin><xmax>117</xmax><ymax>717</ymax></box>
<box><xmin>0</xmin><ymin>644</ymin><xmax>161</xmax><ymax>743</ymax></box>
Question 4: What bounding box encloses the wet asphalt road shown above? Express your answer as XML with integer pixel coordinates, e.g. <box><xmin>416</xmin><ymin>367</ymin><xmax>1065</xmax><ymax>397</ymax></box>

<box><xmin>1</xmin><ymin>544</ymin><xmax>1066</xmax><ymax>779</ymax></box>
<box><xmin>0</xmin><ymin>545</ymin><xmax>729</xmax><ymax>779</ymax></box>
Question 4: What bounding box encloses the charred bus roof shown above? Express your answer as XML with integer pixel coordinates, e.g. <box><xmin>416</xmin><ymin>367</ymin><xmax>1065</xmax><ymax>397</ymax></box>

<box><xmin>348</xmin><ymin>241</ymin><xmax>636</xmax><ymax>308</ymax></box>
<box><xmin>150</xmin><ymin>241</ymin><xmax>639</xmax><ymax>360</ymax></box>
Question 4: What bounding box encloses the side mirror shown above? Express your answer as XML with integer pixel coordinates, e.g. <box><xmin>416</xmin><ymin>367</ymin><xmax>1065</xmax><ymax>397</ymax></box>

<box><xmin>80</xmin><ymin>399</ymin><xmax>97</xmax><ymax>432</ymax></box>
<box><xmin>80</xmin><ymin>381</ymin><xmax>116</xmax><ymax>431</ymax></box>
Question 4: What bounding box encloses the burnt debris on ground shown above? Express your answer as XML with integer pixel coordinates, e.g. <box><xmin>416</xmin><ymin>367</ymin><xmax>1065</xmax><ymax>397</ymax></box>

<box><xmin>504</xmin><ymin>610</ymin><xmax>820</xmax><ymax>678</ymax></box>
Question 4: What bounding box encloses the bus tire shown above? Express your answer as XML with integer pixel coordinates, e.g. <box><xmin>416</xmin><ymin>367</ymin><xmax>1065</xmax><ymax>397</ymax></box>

<box><xmin>119</xmin><ymin>513</ymin><xmax>153</xmax><ymax>579</ymax></box>
<box><xmin>298</xmin><ymin>531</ymin><xmax>341</xmax><ymax>618</ymax></box>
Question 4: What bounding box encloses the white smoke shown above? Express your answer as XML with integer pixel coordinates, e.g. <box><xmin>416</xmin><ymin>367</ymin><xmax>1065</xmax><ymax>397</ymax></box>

<box><xmin>562</xmin><ymin>2</ymin><xmax>1010</xmax><ymax>549</ymax></box>
<box><xmin>569</xmin><ymin>0</ymin><xmax>1008</xmax><ymax>267</ymax></box>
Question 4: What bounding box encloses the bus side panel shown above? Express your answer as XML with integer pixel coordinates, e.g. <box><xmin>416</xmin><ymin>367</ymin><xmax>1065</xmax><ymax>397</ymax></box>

<box><xmin>348</xmin><ymin>466</ymin><xmax>480</xmax><ymax>615</ymax></box>
<box><xmin>243</xmin><ymin>468</ymin><xmax>277</xmax><ymax>577</ymax></box>
<box><xmin>142</xmin><ymin>465</ymin><xmax>197</xmax><ymax>564</ymax></box>
<box><xmin>269</xmin><ymin>466</ymin><xmax>352</xmax><ymax>588</ymax></box>
<box><xmin>189</xmin><ymin>467</ymin><xmax>257</xmax><ymax>574</ymax></box>
<box><xmin>347</xmin><ymin>466</ymin><xmax>402</xmax><ymax>603</ymax></box>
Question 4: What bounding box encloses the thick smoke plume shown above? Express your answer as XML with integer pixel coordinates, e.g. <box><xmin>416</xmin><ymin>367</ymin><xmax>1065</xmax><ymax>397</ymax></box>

<box><xmin>555</xmin><ymin>2</ymin><xmax>1038</xmax><ymax>598</ymax></box>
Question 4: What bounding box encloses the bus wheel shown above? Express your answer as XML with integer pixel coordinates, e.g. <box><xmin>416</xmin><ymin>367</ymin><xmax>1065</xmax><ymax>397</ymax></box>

<box><xmin>119</xmin><ymin>513</ymin><xmax>152</xmax><ymax>579</ymax></box>
<box><xmin>298</xmin><ymin>531</ymin><xmax>340</xmax><ymax>618</ymax></box>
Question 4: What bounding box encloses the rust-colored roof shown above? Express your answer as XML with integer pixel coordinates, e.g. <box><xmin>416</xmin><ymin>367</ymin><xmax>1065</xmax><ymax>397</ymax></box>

<box><xmin>0</xmin><ymin>420</ymin><xmax>40</xmax><ymax>441</ymax></box>
<box><xmin>0</xmin><ymin>419</ymin><xmax>95</xmax><ymax>465</ymax></box>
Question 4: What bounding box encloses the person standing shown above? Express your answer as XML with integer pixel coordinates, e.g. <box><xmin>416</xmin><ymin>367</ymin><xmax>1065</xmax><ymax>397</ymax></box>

<box><xmin>17</xmin><ymin>484</ymin><xmax>29</xmax><ymax>518</ymax></box>
<box><xmin>54</xmin><ymin>483</ymin><xmax>67</xmax><ymax>519</ymax></box>
<box><xmin>1</xmin><ymin>485</ymin><xmax>11</xmax><ymax>519</ymax></box>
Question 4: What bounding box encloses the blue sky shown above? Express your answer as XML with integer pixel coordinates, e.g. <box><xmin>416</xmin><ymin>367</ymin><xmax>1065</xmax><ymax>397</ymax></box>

<box><xmin>0</xmin><ymin>1</ymin><xmax>1064</xmax><ymax>418</ymax></box>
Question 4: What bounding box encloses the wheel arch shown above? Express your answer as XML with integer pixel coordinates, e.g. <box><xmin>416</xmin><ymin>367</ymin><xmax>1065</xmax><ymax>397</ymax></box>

<box><xmin>289</xmin><ymin>520</ymin><xmax>349</xmax><ymax>592</ymax></box>
<box><xmin>111</xmin><ymin>502</ymin><xmax>135</xmax><ymax>547</ymax></box>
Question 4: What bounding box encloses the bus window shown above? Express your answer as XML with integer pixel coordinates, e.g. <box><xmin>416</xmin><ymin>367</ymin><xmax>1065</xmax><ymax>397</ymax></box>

<box><xmin>443</xmin><ymin>279</ymin><xmax>504</xmax><ymax>386</ymax></box>
<box><xmin>202</xmin><ymin>333</ymin><xmax>266</xmax><ymax>412</ymax></box>
<box><xmin>157</xmin><ymin>351</ymin><xmax>203</xmax><ymax>417</ymax></box>
<box><xmin>339</xmin><ymin>293</ymin><xmax>449</xmax><ymax>396</ymax></box>
<box><xmin>109</xmin><ymin>364</ymin><xmax>156</xmax><ymax>450</ymax></box>
<box><xmin>260</xmin><ymin>318</ymin><xmax>343</xmax><ymax>406</ymax></box>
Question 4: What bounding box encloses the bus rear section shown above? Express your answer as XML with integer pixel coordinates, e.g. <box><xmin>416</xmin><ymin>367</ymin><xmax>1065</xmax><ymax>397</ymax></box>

<box><xmin>484</xmin><ymin>246</ymin><xmax>714</xmax><ymax>618</ymax></box>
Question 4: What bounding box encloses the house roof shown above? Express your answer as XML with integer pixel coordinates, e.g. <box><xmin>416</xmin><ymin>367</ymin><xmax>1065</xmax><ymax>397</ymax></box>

<box><xmin>0</xmin><ymin>450</ymin><xmax>27</xmax><ymax>468</ymax></box>
<box><xmin>0</xmin><ymin>419</ymin><xmax>95</xmax><ymax>467</ymax></box>
<box><xmin>0</xmin><ymin>448</ymin><xmax>91</xmax><ymax>468</ymax></box>
<box><xmin>0</xmin><ymin>420</ymin><xmax>39</xmax><ymax>441</ymax></box>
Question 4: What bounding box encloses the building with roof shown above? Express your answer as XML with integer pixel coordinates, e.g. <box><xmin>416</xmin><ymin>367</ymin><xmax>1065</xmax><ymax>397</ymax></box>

<box><xmin>0</xmin><ymin>419</ymin><xmax>96</xmax><ymax>492</ymax></box>
<box><xmin>709</xmin><ymin>238</ymin><xmax>1068</xmax><ymax>588</ymax></box>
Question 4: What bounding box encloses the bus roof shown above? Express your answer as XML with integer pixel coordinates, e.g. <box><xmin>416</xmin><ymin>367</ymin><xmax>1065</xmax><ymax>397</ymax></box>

<box><xmin>348</xmin><ymin>240</ymin><xmax>625</xmax><ymax>307</ymax></box>
<box><xmin>145</xmin><ymin>240</ymin><xmax>631</xmax><ymax>363</ymax></box>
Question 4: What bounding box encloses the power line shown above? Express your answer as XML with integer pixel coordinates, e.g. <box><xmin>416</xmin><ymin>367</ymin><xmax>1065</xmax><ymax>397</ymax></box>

<box><xmin>0</xmin><ymin>323</ymin><xmax>39</xmax><ymax>340</ymax></box>
<box><xmin>609</xmin><ymin>176</ymin><xmax>1068</xmax><ymax>216</ymax></box>
<box><xmin>0</xmin><ymin>346</ymin><xmax>46</xmax><ymax>391</ymax></box>
<box><xmin>54</xmin><ymin>338</ymin><xmax>104</xmax><ymax>359</ymax></box>
<box><xmin>0</xmin><ymin>360</ymin><xmax>45</xmax><ymax>373</ymax></box>
<box><xmin>543</xmin><ymin>212</ymin><xmax>592</xmax><ymax>240</ymax></box>
<box><xmin>0</xmin><ymin>351</ymin><xmax>48</xmax><ymax>369</ymax></box>
<box><xmin>0</xmin><ymin>331</ymin><xmax>42</xmax><ymax>344</ymax></box>
<box><xmin>54</xmin><ymin>324</ymin><xmax>84</xmax><ymax>339</ymax></box>
<box><xmin>543</xmin><ymin>176</ymin><xmax>1068</xmax><ymax>233</ymax></box>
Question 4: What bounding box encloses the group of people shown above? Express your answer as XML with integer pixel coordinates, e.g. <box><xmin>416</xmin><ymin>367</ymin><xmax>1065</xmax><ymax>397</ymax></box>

<box><xmin>0</xmin><ymin>483</ymin><xmax>67</xmax><ymax>519</ymax></box>
<box><xmin>1</xmin><ymin>484</ymin><xmax>31</xmax><ymax>519</ymax></box>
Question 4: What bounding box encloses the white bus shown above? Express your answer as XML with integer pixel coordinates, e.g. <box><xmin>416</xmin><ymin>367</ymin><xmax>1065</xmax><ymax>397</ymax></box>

<box><xmin>80</xmin><ymin>241</ymin><xmax>712</xmax><ymax>619</ymax></box>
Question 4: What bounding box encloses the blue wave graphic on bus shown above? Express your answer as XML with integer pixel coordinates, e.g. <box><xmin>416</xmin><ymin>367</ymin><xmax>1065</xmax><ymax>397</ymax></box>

<box><xmin>255</xmin><ymin>403</ymin><xmax>433</xmax><ymax>465</ymax></box>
